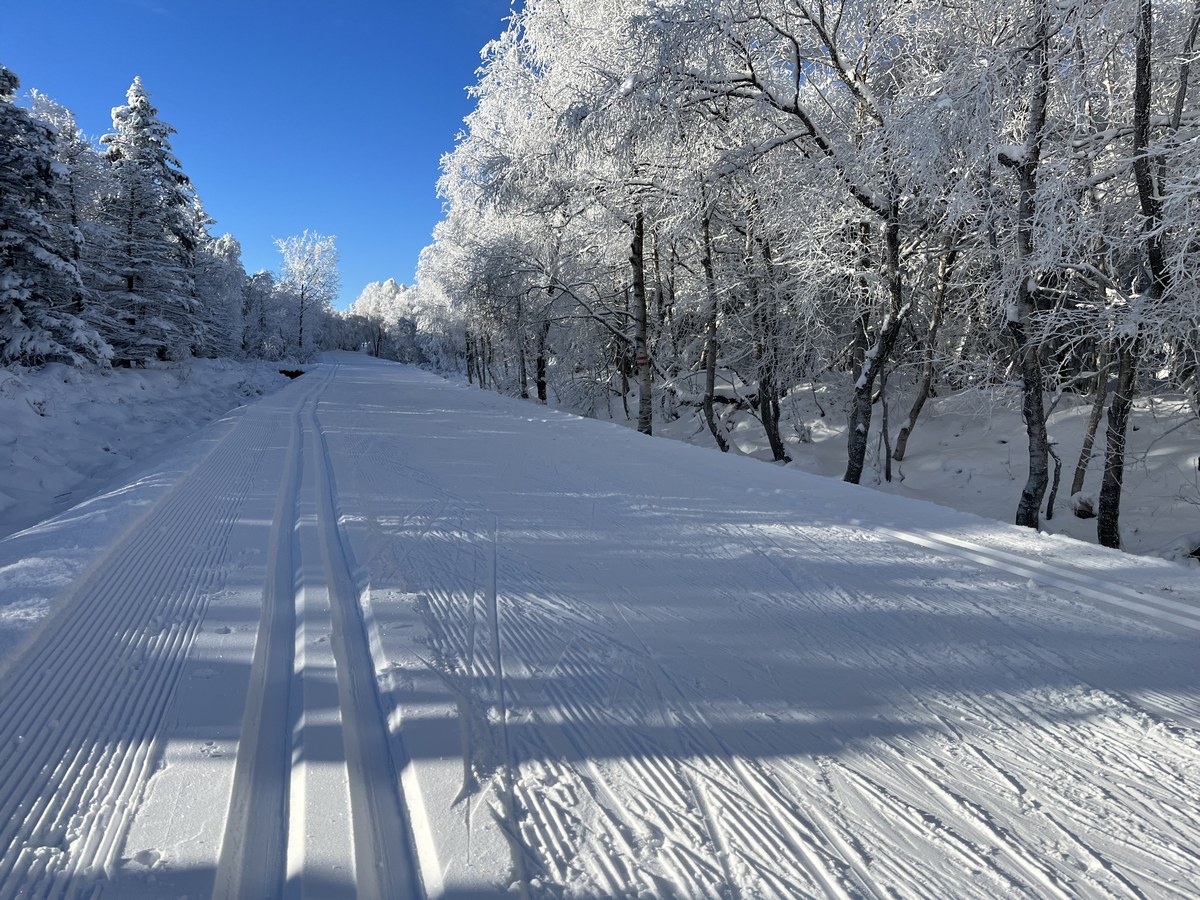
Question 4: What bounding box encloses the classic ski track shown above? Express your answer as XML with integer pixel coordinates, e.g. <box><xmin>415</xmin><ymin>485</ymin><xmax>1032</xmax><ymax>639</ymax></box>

<box><xmin>209</xmin><ymin>368</ymin><xmax>329</xmax><ymax>899</ymax></box>
<box><xmin>306</xmin><ymin>375</ymin><xmax>426</xmax><ymax>899</ymax></box>
<box><xmin>0</xmin><ymin>388</ymin><xmax>282</xmax><ymax>897</ymax></box>
<box><xmin>215</xmin><ymin>364</ymin><xmax>426</xmax><ymax>898</ymax></box>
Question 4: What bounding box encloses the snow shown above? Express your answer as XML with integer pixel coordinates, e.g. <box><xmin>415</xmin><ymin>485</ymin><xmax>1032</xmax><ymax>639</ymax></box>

<box><xmin>0</xmin><ymin>358</ymin><xmax>290</xmax><ymax>539</ymax></box>
<box><xmin>0</xmin><ymin>353</ymin><xmax>1198</xmax><ymax>898</ymax></box>
<box><xmin>651</xmin><ymin>373</ymin><xmax>1200</xmax><ymax>563</ymax></box>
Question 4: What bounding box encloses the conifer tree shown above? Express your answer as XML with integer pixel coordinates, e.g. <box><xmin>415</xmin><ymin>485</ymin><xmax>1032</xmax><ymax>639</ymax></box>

<box><xmin>99</xmin><ymin>76</ymin><xmax>202</xmax><ymax>363</ymax></box>
<box><xmin>0</xmin><ymin>66</ymin><xmax>109</xmax><ymax>365</ymax></box>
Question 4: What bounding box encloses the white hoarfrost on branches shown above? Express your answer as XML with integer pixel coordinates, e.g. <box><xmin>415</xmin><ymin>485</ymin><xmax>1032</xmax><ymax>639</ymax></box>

<box><xmin>274</xmin><ymin>230</ymin><xmax>339</xmax><ymax>360</ymax></box>
<box><xmin>409</xmin><ymin>0</ymin><xmax>1200</xmax><ymax>554</ymax></box>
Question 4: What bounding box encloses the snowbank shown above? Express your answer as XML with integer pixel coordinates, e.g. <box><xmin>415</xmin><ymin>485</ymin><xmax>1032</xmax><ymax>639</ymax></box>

<box><xmin>607</xmin><ymin>374</ymin><xmax>1200</xmax><ymax>563</ymax></box>
<box><xmin>0</xmin><ymin>359</ymin><xmax>291</xmax><ymax>538</ymax></box>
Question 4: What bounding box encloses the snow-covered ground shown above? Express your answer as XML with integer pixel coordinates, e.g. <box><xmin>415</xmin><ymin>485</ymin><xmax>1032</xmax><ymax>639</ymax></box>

<box><xmin>0</xmin><ymin>358</ymin><xmax>291</xmax><ymax>539</ymax></box>
<box><xmin>639</xmin><ymin>373</ymin><xmax>1200</xmax><ymax>564</ymax></box>
<box><xmin>0</xmin><ymin>353</ymin><xmax>1198</xmax><ymax>898</ymax></box>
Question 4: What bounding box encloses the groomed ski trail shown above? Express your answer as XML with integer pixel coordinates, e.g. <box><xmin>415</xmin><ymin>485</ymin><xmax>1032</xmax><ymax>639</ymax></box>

<box><xmin>0</xmin><ymin>353</ymin><xmax>1197</xmax><ymax>899</ymax></box>
<box><xmin>0</xmin><ymin>363</ymin><xmax>425</xmax><ymax>899</ymax></box>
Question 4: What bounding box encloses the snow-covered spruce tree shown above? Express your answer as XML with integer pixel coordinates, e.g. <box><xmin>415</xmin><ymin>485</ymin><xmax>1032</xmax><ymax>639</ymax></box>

<box><xmin>239</xmin><ymin>270</ymin><xmax>282</xmax><ymax>359</ymax></box>
<box><xmin>98</xmin><ymin>76</ymin><xmax>204</xmax><ymax>364</ymax></box>
<box><xmin>194</xmin><ymin>232</ymin><xmax>248</xmax><ymax>358</ymax></box>
<box><xmin>275</xmin><ymin>230</ymin><xmax>339</xmax><ymax>360</ymax></box>
<box><xmin>0</xmin><ymin>66</ymin><xmax>109</xmax><ymax>365</ymax></box>
<box><xmin>28</xmin><ymin>91</ymin><xmax>117</xmax><ymax>346</ymax></box>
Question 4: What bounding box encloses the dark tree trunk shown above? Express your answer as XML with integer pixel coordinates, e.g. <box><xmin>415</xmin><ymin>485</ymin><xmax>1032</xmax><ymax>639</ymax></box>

<box><xmin>999</xmin><ymin>4</ymin><xmax>1051</xmax><ymax>528</ymax></box>
<box><xmin>519</xmin><ymin>334</ymin><xmax>529</xmax><ymax>399</ymax></box>
<box><xmin>700</xmin><ymin>212</ymin><xmax>729</xmax><ymax>452</ymax></box>
<box><xmin>630</xmin><ymin>211</ymin><xmax>653</xmax><ymax>436</ymax></box>
<box><xmin>1098</xmin><ymin>340</ymin><xmax>1139</xmax><ymax>547</ymax></box>
<box><xmin>845</xmin><ymin>217</ymin><xmax>906</xmax><ymax>484</ymax></box>
<box><xmin>746</xmin><ymin>227</ymin><xmax>790</xmax><ymax>463</ymax></box>
<box><xmin>1010</xmin><ymin>314</ymin><xmax>1050</xmax><ymax>528</ymax></box>
<box><xmin>298</xmin><ymin>288</ymin><xmax>307</xmax><ymax>355</ymax></box>
<box><xmin>536</xmin><ymin>320</ymin><xmax>550</xmax><ymax>404</ymax></box>
<box><xmin>850</xmin><ymin>222</ymin><xmax>872</xmax><ymax>378</ymax></box>
<box><xmin>1099</xmin><ymin>0</ymin><xmax>1169</xmax><ymax>547</ymax></box>
<box><xmin>1070</xmin><ymin>353</ymin><xmax>1108</xmax><ymax>508</ymax></box>
<box><xmin>759</xmin><ymin>361</ymin><xmax>788</xmax><ymax>462</ymax></box>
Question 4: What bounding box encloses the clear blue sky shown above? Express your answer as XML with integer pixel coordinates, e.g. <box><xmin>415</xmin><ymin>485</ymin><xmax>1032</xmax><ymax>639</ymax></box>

<box><xmin>1</xmin><ymin>0</ymin><xmax>514</xmax><ymax>308</ymax></box>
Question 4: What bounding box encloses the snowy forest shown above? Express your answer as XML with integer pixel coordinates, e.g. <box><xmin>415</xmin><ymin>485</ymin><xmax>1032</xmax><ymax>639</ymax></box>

<box><xmin>0</xmin><ymin>67</ymin><xmax>423</xmax><ymax>369</ymax></box>
<box><xmin>407</xmin><ymin>0</ymin><xmax>1200</xmax><ymax>554</ymax></box>
<box><xmin>6</xmin><ymin>0</ymin><xmax>1200</xmax><ymax>559</ymax></box>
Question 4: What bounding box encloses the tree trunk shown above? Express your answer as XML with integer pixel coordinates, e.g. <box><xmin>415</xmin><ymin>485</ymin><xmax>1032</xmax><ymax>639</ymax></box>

<box><xmin>1010</xmin><ymin>318</ymin><xmax>1050</xmax><ymax>528</ymax></box>
<box><xmin>536</xmin><ymin>320</ymin><xmax>550</xmax><ymax>404</ymax></box>
<box><xmin>518</xmin><ymin>334</ymin><xmax>529</xmax><ymax>399</ymax></box>
<box><xmin>1070</xmin><ymin>354</ymin><xmax>1108</xmax><ymax>508</ymax></box>
<box><xmin>845</xmin><ymin>217</ymin><xmax>906</xmax><ymax>484</ymax></box>
<box><xmin>893</xmin><ymin>237</ymin><xmax>958</xmax><ymax>461</ymax></box>
<box><xmin>630</xmin><ymin>211</ymin><xmax>653</xmax><ymax>436</ymax></box>
<box><xmin>298</xmin><ymin>288</ymin><xmax>307</xmax><ymax>355</ymax></box>
<box><xmin>850</xmin><ymin>222</ymin><xmax>872</xmax><ymax>378</ymax></box>
<box><xmin>1000</xmin><ymin>3</ymin><xmax>1051</xmax><ymax>528</ymax></box>
<box><xmin>759</xmin><ymin>359</ymin><xmax>788</xmax><ymax>462</ymax></box>
<box><xmin>1098</xmin><ymin>339</ymin><xmax>1139</xmax><ymax>547</ymax></box>
<box><xmin>754</xmin><ymin>244</ymin><xmax>789</xmax><ymax>464</ymax></box>
<box><xmin>1099</xmin><ymin>0</ymin><xmax>1168</xmax><ymax>547</ymax></box>
<box><xmin>700</xmin><ymin>212</ymin><xmax>729</xmax><ymax>452</ymax></box>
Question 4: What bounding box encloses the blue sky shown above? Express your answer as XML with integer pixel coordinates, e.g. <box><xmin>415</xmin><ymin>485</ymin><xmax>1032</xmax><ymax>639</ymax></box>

<box><xmin>1</xmin><ymin>0</ymin><xmax>514</xmax><ymax>308</ymax></box>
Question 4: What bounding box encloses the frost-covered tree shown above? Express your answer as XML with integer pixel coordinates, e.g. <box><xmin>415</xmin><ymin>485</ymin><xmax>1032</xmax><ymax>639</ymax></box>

<box><xmin>194</xmin><ymin>232</ymin><xmax>248</xmax><ymax>358</ymax></box>
<box><xmin>275</xmin><ymin>230</ymin><xmax>338</xmax><ymax>359</ymax></box>
<box><xmin>240</xmin><ymin>270</ymin><xmax>285</xmax><ymax>359</ymax></box>
<box><xmin>411</xmin><ymin>0</ymin><xmax>1200</xmax><ymax>551</ymax></box>
<box><xmin>98</xmin><ymin>76</ymin><xmax>203</xmax><ymax>363</ymax></box>
<box><xmin>0</xmin><ymin>66</ymin><xmax>109</xmax><ymax>365</ymax></box>
<box><xmin>28</xmin><ymin>91</ymin><xmax>113</xmax><ymax>332</ymax></box>
<box><xmin>346</xmin><ymin>278</ymin><xmax>422</xmax><ymax>361</ymax></box>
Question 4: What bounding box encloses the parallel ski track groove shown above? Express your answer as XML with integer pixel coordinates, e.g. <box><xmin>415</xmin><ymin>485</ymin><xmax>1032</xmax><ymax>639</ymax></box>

<box><xmin>308</xmin><ymin>372</ymin><xmax>426</xmax><ymax>899</ymax></box>
<box><xmin>0</xmin><ymin>402</ymin><xmax>280</xmax><ymax>897</ymax></box>
<box><xmin>209</xmin><ymin>369</ymin><xmax>329</xmax><ymax>899</ymax></box>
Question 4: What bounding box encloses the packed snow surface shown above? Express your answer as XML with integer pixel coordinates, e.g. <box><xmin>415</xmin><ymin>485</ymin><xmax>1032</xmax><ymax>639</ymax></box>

<box><xmin>0</xmin><ymin>353</ymin><xmax>1198</xmax><ymax>898</ymax></box>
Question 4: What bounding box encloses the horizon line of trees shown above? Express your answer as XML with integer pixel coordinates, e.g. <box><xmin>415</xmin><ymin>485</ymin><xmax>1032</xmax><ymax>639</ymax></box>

<box><xmin>0</xmin><ymin>64</ymin><xmax>364</xmax><ymax>367</ymax></box>
<box><xmin>409</xmin><ymin>0</ymin><xmax>1200</xmax><ymax>550</ymax></box>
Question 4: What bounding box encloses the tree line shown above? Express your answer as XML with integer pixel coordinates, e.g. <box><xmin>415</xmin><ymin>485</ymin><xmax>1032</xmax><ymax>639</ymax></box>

<box><xmin>0</xmin><ymin>66</ymin><xmax>353</xmax><ymax>367</ymax></box>
<box><xmin>410</xmin><ymin>0</ymin><xmax>1200</xmax><ymax>550</ymax></box>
